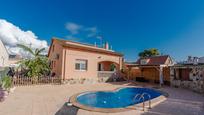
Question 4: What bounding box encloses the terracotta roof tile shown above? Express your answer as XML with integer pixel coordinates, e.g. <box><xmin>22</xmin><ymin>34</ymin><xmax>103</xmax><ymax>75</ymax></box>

<box><xmin>136</xmin><ymin>55</ymin><xmax>170</xmax><ymax>65</ymax></box>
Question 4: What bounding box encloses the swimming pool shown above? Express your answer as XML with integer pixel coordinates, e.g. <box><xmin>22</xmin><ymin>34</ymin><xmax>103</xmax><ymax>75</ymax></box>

<box><xmin>70</xmin><ymin>87</ymin><xmax>166</xmax><ymax>112</ymax></box>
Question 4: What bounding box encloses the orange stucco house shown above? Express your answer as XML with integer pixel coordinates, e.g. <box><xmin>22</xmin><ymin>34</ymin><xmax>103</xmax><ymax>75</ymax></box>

<box><xmin>48</xmin><ymin>38</ymin><xmax>123</xmax><ymax>83</ymax></box>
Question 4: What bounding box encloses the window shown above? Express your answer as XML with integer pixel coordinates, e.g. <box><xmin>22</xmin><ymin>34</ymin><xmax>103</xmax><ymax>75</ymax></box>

<box><xmin>54</xmin><ymin>54</ymin><xmax>60</xmax><ymax>59</ymax></box>
<box><xmin>51</xmin><ymin>60</ymin><xmax>56</xmax><ymax>69</ymax></box>
<box><xmin>51</xmin><ymin>61</ymin><xmax>53</xmax><ymax>69</ymax></box>
<box><xmin>52</xmin><ymin>45</ymin><xmax>55</xmax><ymax>52</ymax></box>
<box><xmin>75</xmin><ymin>59</ymin><xmax>87</xmax><ymax>71</ymax></box>
<box><xmin>140</xmin><ymin>59</ymin><xmax>149</xmax><ymax>65</ymax></box>
<box><xmin>53</xmin><ymin>61</ymin><xmax>56</xmax><ymax>68</ymax></box>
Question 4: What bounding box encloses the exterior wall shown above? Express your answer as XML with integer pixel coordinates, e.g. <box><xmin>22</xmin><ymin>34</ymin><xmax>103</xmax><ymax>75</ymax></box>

<box><xmin>180</xmin><ymin>68</ymin><xmax>191</xmax><ymax>80</ymax></box>
<box><xmin>0</xmin><ymin>40</ymin><xmax>9</xmax><ymax>67</ymax></box>
<box><xmin>198</xmin><ymin>57</ymin><xmax>204</xmax><ymax>63</ymax></box>
<box><xmin>48</xmin><ymin>39</ymin><xmax>123</xmax><ymax>81</ymax></box>
<box><xmin>63</xmin><ymin>47</ymin><xmax>122</xmax><ymax>80</ymax></box>
<box><xmin>163</xmin><ymin>67</ymin><xmax>170</xmax><ymax>82</ymax></box>
<box><xmin>48</xmin><ymin>40</ymin><xmax>64</xmax><ymax>78</ymax></box>
<box><xmin>171</xmin><ymin>66</ymin><xmax>204</xmax><ymax>93</ymax></box>
<box><xmin>129</xmin><ymin>67</ymin><xmax>141</xmax><ymax>80</ymax></box>
<box><xmin>142</xmin><ymin>68</ymin><xmax>158</xmax><ymax>82</ymax></box>
<box><xmin>127</xmin><ymin>66</ymin><xmax>170</xmax><ymax>83</ymax></box>
<box><xmin>164</xmin><ymin>56</ymin><xmax>173</xmax><ymax>65</ymax></box>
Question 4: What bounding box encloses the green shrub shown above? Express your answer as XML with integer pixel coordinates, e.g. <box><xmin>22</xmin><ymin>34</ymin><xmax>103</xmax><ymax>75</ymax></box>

<box><xmin>110</xmin><ymin>64</ymin><xmax>116</xmax><ymax>71</ymax></box>
<box><xmin>0</xmin><ymin>76</ymin><xmax>12</xmax><ymax>91</ymax></box>
<box><xmin>17</xmin><ymin>44</ymin><xmax>51</xmax><ymax>78</ymax></box>
<box><xmin>0</xmin><ymin>67</ymin><xmax>9</xmax><ymax>78</ymax></box>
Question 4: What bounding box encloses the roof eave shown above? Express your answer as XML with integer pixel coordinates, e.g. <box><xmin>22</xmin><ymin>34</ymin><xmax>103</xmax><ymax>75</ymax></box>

<box><xmin>62</xmin><ymin>44</ymin><xmax>123</xmax><ymax>56</ymax></box>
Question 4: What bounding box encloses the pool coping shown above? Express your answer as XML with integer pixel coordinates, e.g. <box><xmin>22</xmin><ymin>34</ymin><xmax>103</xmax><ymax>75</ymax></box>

<box><xmin>69</xmin><ymin>86</ymin><xmax>167</xmax><ymax>113</ymax></box>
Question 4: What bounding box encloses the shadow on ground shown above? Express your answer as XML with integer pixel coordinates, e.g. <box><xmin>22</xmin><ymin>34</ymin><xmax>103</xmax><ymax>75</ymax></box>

<box><xmin>55</xmin><ymin>103</ymin><xmax>79</xmax><ymax>115</ymax></box>
<box><xmin>141</xmin><ymin>91</ymin><xmax>204</xmax><ymax>115</ymax></box>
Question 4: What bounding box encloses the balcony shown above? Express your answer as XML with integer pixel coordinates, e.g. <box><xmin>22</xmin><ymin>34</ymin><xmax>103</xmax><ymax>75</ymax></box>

<box><xmin>98</xmin><ymin>71</ymin><xmax>115</xmax><ymax>78</ymax></box>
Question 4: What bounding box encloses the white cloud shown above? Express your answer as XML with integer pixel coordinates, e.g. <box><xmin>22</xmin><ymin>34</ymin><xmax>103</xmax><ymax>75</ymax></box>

<box><xmin>65</xmin><ymin>35</ymin><xmax>81</xmax><ymax>41</ymax></box>
<box><xmin>0</xmin><ymin>19</ymin><xmax>48</xmax><ymax>57</ymax></box>
<box><xmin>85</xmin><ymin>27</ymin><xmax>98</xmax><ymax>38</ymax></box>
<box><xmin>65</xmin><ymin>22</ymin><xmax>82</xmax><ymax>35</ymax></box>
<box><xmin>65</xmin><ymin>22</ymin><xmax>99</xmax><ymax>39</ymax></box>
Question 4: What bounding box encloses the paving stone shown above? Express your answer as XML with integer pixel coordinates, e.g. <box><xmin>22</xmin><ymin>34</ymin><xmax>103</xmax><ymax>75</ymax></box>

<box><xmin>0</xmin><ymin>82</ymin><xmax>203</xmax><ymax>115</ymax></box>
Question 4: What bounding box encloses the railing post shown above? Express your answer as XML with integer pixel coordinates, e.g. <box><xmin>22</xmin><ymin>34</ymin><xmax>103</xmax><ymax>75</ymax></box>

<box><xmin>51</xmin><ymin>77</ymin><xmax>53</xmax><ymax>84</ymax></box>
<box><xmin>149</xmin><ymin>100</ymin><xmax>151</xmax><ymax>109</ymax></box>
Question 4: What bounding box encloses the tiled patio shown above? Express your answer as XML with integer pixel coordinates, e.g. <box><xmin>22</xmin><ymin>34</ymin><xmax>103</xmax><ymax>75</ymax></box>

<box><xmin>0</xmin><ymin>82</ymin><xmax>203</xmax><ymax>115</ymax></box>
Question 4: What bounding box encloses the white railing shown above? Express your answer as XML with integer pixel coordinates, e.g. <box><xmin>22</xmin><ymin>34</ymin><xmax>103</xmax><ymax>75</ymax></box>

<box><xmin>133</xmin><ymin>93</ymin><xmax>151</xmax><ymax>111</ymax></box>
<box><xmin>98</xmin><ymin>71</ymin><xmax>115</xmax><ymax>78</ymax></box>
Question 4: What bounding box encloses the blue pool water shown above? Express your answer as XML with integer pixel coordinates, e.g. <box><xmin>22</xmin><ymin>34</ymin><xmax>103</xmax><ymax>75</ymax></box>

<box><xmin>77</xmin><ymin>87</ymin><xmax>162</xmax><ymax>108</ymax></box>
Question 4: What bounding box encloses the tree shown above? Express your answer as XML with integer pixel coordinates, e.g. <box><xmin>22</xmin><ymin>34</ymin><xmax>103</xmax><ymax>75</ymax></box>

<box><xmin>17</xmin><ymin>44</ymin><xmax>50</xmax><ymax>77</ymax></box>
<box><xmin>138</xmin><ymin>48</ymin><xmax>160</xmax><ymax>58</ymax></box>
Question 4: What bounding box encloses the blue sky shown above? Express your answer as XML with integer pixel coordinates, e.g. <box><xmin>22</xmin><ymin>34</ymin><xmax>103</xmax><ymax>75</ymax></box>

<box><xmin>0</xmin><ymin>0</ymin><xmax>204</xmax><ymax>61</ymax></box>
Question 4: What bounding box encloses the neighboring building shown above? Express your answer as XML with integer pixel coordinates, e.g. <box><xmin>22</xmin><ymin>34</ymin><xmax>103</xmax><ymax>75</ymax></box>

<box><xmin>126</xmin><ymin>55</ymin><xmax>174</xmax><ymax>85</ymax></box>
<box><xmin>8</xmin><ymin>54</ymin><xmax>22</xmax><ymax>67</ymax></box>
<box><xmin>171</xmin><ymin>56</ymin><xmax>204</xmax><ymax>93</ymax></box>
<box><xmin>124</xmin><ymin>62</ymin><xmax>141</xmax><ymax>80</ymax></box>
<box><xmin>0</xmin><ymin>39</ymin><xmax>9</xmax><ymax>67</ymax></box>
<box><xmin>48</xmin><ymin>38</ymin><xmax>123</xmax><ymax>82</ymax></box>
<box><xmin>173</xmin><ymin>56</ymin><xmax>204</xmax><ymax>81</ymax></box>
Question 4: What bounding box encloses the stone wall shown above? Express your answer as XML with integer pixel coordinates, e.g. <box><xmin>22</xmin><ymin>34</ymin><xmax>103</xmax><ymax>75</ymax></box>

<box><xmin>61</xmin><ymin>77</ymin><xmax>115</xmax><ymax>84</ymax></box>
<box><xmin>61</xmin><ymin>71</ymin><xmax>125</xmax><ymax>84</ymax></box>
<box><xmin>171</xmin><ymin>80</ymin><xmax>204</xmax><ymax>93</ymax></box>
<box><xmin>62</xmin><ymin>78</ymin><xmax>105</xmax><ymax>84</ymax></box>
<box><xmin>171</xmin><ymin>66</ymin><xmax>204</xmax><ymax>94</ymax></box>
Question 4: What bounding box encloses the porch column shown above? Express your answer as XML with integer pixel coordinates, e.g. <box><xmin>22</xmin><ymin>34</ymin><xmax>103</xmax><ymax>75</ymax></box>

<box><xmin>159</xmin><ymin>65</ymin><xmax>164</xmax><ymax>86</ymax></box>
<box><xmin>170</xmin><ymin>66</ymin><xmax>175</xmax><ymax>87</ymax></box>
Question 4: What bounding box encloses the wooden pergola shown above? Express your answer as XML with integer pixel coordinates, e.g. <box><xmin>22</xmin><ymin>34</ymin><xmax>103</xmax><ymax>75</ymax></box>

<box><xmin>138</xmin><ymin>64</ymin><xmax>174</xmax><ymax>86</ymax></box>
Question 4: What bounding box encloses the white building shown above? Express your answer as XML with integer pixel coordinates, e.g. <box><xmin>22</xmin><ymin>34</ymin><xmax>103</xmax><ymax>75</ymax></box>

<box><xmin>0</xmin><ymin>39</ymin><xmax>9</xmax><ymax>67</ymax></box>
<box><xmin>185</xmin><ymin>56</ymin><xmax>204</xmax><ymax>64</ymax></box>
<box><xmin>198</xmin><ymin>57</ymin><xmax>204</xmax><ymax>64</ymax></box>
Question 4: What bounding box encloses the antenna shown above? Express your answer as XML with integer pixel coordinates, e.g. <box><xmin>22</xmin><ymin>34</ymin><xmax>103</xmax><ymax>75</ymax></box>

<box><xmin>94</xmin><ymin>42</ymin><xmax>97</xmax><ymax>47</ymax></box>
<box><xmin>96</xmin><ymin>34</ymin><xmax>103</xmax><ymax>48</ymax></box>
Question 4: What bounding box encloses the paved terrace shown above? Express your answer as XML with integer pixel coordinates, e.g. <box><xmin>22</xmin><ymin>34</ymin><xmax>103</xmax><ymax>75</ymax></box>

<box><xmin>0</xmin><ymin>82</ymin><xmax>204</xmax><ymax>115</ymax></box>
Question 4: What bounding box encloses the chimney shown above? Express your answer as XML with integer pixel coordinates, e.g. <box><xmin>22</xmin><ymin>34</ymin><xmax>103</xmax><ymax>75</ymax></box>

<box><xmin>104</xmin><ymin>42</ymin><xmax>109</xmax><ymax>50</ymax></box>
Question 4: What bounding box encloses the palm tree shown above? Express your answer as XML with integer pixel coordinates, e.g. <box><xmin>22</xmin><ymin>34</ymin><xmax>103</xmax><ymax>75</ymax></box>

<box><xmin>17</xmin><ymin>44</ymin><xmax>50</xmax><ymax>78</ymax></box>
<box><xmin>17</xmin><ymin>44</ymin><xmax>46</xmax><ymax>58</ymax></box>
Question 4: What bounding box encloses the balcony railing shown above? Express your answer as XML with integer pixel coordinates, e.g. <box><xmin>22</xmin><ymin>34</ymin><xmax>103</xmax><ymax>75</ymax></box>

<box><xmin>98</xmin><ymin>71</ymin><xmax>115</xmax><ymax>78</ymax></box>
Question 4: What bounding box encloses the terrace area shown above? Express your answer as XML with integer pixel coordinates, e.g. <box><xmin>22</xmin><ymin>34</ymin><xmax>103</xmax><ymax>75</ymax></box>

<box><xmin>0</xmin><ymin>82</ymin><xmax>203</xmax><ymax>115</ymax></box>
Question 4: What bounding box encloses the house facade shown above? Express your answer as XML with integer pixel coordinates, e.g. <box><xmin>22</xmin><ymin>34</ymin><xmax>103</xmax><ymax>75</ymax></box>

<box><xmin>0</xmin><ymin>39</ymin><xmax>9</xmax><ymax>67</ymax></box>
<box><xmin>48</xmin><ymin>38</ymin><xmax>123</xmax><ymax>82</ymax></box>
<box><xmin>126</xmin><ymin>55</ymin><xmax>174</xmax><ymax>85</ymax></box>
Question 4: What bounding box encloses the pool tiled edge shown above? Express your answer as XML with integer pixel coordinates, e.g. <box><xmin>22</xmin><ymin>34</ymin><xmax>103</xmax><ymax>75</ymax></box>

<box><xmin>69</xmin><ymin>87</ymin><xmax>167</xmax><ymax>113</ymax></box>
